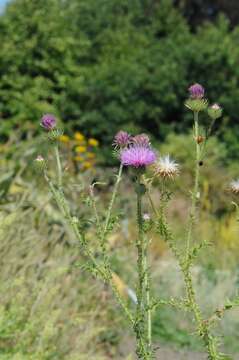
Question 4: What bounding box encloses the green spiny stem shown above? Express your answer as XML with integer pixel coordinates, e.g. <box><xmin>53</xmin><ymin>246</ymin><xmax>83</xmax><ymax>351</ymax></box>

<box><xmin>134</xmin><ymin>176</ymin><xmax>153</xmax><ymax>359</ymax></box>
<box><xmin>186</xmin><ymin>111</ymin><xmax>200</xmax><ymax>255</ymax></box>
<box><xmin>183</xmin><ymin>111</ymin><xmax>221</xmax><ymax>360</ymax></box>
<box><xmin>145</xmin><ymin>259</ymin><xmax>152</xmax><ymax>350</ymax></box>
<box><xmin>101</xmin><ymin>163</ymin><xmax>123</xmax><ymax>254</ymax></box>
<box><xmin>135</xmin><ymin>181</ymin><xmax>145</xmax><ymax>353</ymax></box>
<box><xmin>45</xmin><ymin>173</ymin><xmax>134</xmax><ymax>325</ymax></box>
<box><xmin>54</xmin><ymin>144</ymin><xmax>63</xmax><ymax>189</ymax></box>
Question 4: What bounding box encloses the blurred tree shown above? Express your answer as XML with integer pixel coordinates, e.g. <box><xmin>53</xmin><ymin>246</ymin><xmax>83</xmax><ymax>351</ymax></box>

<box><xmin>0</xmin><ymin>0</ymin><xmax>238</xmax><ymax>162</ymax></box>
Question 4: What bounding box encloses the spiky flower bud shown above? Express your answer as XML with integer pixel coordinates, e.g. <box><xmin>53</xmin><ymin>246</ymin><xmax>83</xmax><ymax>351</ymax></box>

<box><xmin>47</xmin><ymin>128</ymin><xmax>64</xmax><ymax>142</ymax></box>
<box><xmin>34</xmin><ymin>155</ymin><xmax>46</xmax><ymax>172</ymax></box>
<box><xmin>188</xmin><ymin>83</ymin><xmax>205</xmax><ymax>99</ymax></box>
<box><xmin>132</xmin><ymin>134</ymin><xmax>150</xmax><ymax>147</ymax></box>
<box><xmin>153</xmin><ymin>155</ymin><xmax>179</xmax><ymax>180</ymax></box>
<box><xmin>40</xmin><ymin>114</ymin><xmax>56</xmax><ymax>130</ymax></box>
<box><xmin>185</xmin><ymin>83</ymin><xmax>208</xmax><ymax>112</ymax></box>
<box><xmin>208</xmin><ymin>103</ymin><xmax>222</xmax><ymax>120</ymax></box>
<box><xmin>113</xmin><ymin>131</ymin><xmax>131</xmax><ymax>149</ymax></box>
<box><xmin>185</xmin><ymin>98</ymin><xmax>208</xmax><ymax>112</ymax></box>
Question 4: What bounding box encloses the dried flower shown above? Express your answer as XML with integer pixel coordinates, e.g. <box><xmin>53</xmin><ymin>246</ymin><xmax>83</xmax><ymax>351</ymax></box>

<box><xmin>153</xmin><ymin>155</ymin><xmax>179</xmax><ymax>179</ymax></box>
<box><xmin>132</xmin><ymin>134</ymin><xmax>150</xmax><ymax>147</ymax></box>
<box><xmin>120</xmin><ymin>145</ymin><xmax>156</xmax><ymax>168</ymax></box>
<box><xmin>229</xmin><ymin>180</ymin><xmax>239</xmax><ymax>194</ymax></box>
<box><xmin>40</xmin><ymin>114</ymin><xmax>56</xmax><ymax>130</ymax></box>
<box><xmin>208</xmin><ymin>103</ymin><xmax>222</xmax><ymax>120</ymax></box>
<box><xmin>113</xmin><ymin>131</ymin><xmax>131</xmax><ymax>148</ymax></box>
<box><xmin>195</xmin><ymin>135</ymin><xmax>204</xmax><ymax>144</ymax></box>
<box><xmin>189</xmin><ymin>83</ymin><xmax>205</xmax><ymax>99</ymax></box>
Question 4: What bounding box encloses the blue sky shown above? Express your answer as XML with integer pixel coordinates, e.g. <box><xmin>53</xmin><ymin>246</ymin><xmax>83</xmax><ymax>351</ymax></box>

<box><xmin>0</xmin><ymin>0</ymin><xmax>8</xmax><ymax>11</ymax></box>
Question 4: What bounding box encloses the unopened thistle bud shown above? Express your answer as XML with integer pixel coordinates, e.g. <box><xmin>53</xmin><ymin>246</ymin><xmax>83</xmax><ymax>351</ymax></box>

<box><xmin>185</xmin><ymin>83</ymin><xmax>208</xmax><ymax>112</ymax></box>
<box><xmin>229</xmin><ymin>180</ymin><xmax>239</xmax><ymax>195</ymax></box>
<box><xmin>208</xmin><ymin>103</ymin><xmax>222</xmax><ymax>120</ymax></box>
<box><xmin>153</xmin><ymin>155</ymin><xmax>179</xmax><ymax>180</ymax></box>
<box><xmin>132</xmin><ymin>134</ymin><xmax>150</xmax><ymax>147</ymax></box>
<box><xmin>40</xmin><ymin>114</ymin><xmax>56</xmax><ymax>131</ymax></box>
<box><xmin>113</xmin><ymin>131</ymin><xmax>131</xmax><ymax>149</ymax></box>
<box><xmin>189</xmin><ymin>83</ymin><xmax>205</xmax><ymax>99</ymax></box>
<box><xmin>34</xmin><ymin>155</ymin><xmax>46</xmax><ymax>172</ymax></box>
<box><xmin>40</xmin><ymin>114</ymin><xmax>63</xmax><ymax>142</ymax></box>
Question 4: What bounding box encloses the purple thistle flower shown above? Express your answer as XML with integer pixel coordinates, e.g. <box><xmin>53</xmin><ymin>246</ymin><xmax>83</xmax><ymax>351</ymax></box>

<box><xmin>120</xmin><ymin>145</ymin><xmax>156</xmax><ymax>168</ymax></box>
<box><xmin>132</xmin><ymin>134</ymin><xmax>150</xmax><ymax>147</ymax></box>
<box><xmin>188</xmin><ymin>83</ymin><xmax>205</xmax><ymax>99</ymax></box>
<box><xmin>40</xmin><ymin>114</ymin><xmax>56</xmax><ymax>130</ymax></box>
<box><xmin>113</xmin><ymin>130</ymin><xmax>131</xmax><ymax>148</ymax></box>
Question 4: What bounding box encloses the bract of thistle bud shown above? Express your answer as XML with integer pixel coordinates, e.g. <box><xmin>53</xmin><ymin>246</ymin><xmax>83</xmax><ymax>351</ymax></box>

<box><xmin>40</xmin><ymin>114</ymin><xmax>56</xmax><ymax>130</ymax></box>
<box><xmin>208</xmin><ymin>103</ymin><xmax>222</xmax><ymax>120</ymax></box>
<box><xmin>185</xmin><ymin>98</ymin><xmax>208</xmax><ymax>112</ymax></box>
<box><xmin>47</xmin><ymin>128</ymin><xmax>64</xmax><ymax>142</ymax></box>
<box><xmin>34</xmin><ymin>155</ymin><xmax>46</xmax><ymax>172</ymax></box>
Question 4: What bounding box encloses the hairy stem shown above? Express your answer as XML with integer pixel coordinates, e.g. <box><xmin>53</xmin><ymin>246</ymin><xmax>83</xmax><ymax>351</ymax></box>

<box><xmin>186</xmin><ymin>111</ymin><xmax>200</xmax><ymax>255</ymax></box>
<box><xmin>101</xmin><ymin>163</ymin><xmax>123</xmax><ymax>254</ymax></box>
<box><xmin>134</xmin><ymin>176</ymin><xmax>153</xmax><ymax>359</ymax></box>
<box><xmin>45</xmin><ymin>173</ymin><xmax>134</xmax><ymax>324</ymax></box>
<box><xmin>183</xmin><ymin>111</ymin><xmax>221</xmax><ymax>360</ymax></box>
<box><xmin>54</xmin><ymin>144</ymin><xmax>62</xmax><ymax>189</ymax></box>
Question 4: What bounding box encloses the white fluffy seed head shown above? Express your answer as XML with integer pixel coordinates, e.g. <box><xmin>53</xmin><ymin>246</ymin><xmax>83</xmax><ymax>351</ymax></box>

<box><xmin>229</xmin><ymin>179</ymin><xmax>239</xmax><ymax>194</ymax></box>
<box><xmin>153</xmin><ymin>155</ymin><xmax>179</xmax><ymax>179</ymax></box>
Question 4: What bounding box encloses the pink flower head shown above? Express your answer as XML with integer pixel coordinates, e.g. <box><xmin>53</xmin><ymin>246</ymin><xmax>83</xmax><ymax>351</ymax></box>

<box><xmin>120</xmin><ymin>145</ymin><xmax>156</xmax><ymax>168</ymax></box>
<box><xmin>113</xmin><ymin>130</ymin><xmax>131</xmax><ymax>148</ymax></box>
<box><xmin>132</xmin><ymin>134</ymin><xmax>150</xmax><ymax>147</ymax></box>
<box><xmin>188</xmin><ymin>83</ymin><xmax>205</xmax><ymax>99</ymax></box>
<box><xmin>40</xmin><ymin>114</ymin><xmax>56</xmax><ymax>130</ymax></box>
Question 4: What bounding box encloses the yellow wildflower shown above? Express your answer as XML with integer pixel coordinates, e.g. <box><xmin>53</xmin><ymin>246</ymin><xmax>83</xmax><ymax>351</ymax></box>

<box><xmin>74</xmin><ymin>156</ymin><xmax>84</xmax><ymax>162</ymax></box>
<box><xmin>75</xmin><ymin>145</ymin><xmax>87</xmax><ymax>153</ymax></box>
<box><xmin>59</xmin><ymin>134</ymin><xmax>70</xmax><ymax>143</ymax></box>
<box><xmin>86</xmin><ymin>152</ymin><xmax>95</xmax><ymax>159</ymax></box>
<box><xmin>82</xmin><ymin>161</ymin><xmax>93</xmax><ymax>169</ymax></box>
<box><xmin>74</xmin><ymin>132</ymin><xmax>85</xmax><ymax>141</ymax></box>
<box><xmin>88</xmin><ymin>138</ymin><xmax>99</xmax><ymax>147</ymax></box>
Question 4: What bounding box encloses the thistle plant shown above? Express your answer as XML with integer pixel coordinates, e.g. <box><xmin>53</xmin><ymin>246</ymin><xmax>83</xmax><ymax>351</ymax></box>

<box><xmin>35</xmin><ymin>86</ymin><xmax>238</xmax><ymax>360</ymax></box>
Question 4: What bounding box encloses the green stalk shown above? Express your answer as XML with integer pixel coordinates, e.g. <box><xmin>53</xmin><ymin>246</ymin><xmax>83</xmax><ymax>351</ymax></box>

<box><xmin>101</xmin><ymin>163</ymin><xmax>123</xmax><ymax>254</ymax></box>
<box><xmin>183</xmin><ymin>111</ymin><xmax>221</xmax><ymax>360</ymax></box>
<box><xmin>54</xmin><ymin>143</ymin><xmax>62</xmax><ymax>189</ymax></box>
<box><xmin>145</xmin><ymin>255</ymin><xmax>151</xmax><ymax>349</ymax></box>
<box><xmin>134</xmin><ymin>175</ymin><xmax>153</xmax><ymax>359</ymax></box>
<box><xmin>186</xmin><ymin>111</ymin><xmax>200</xmax><ymax>255</ymax></box>
<box><xmin>45</xmin><ymin>173</ymin><xmax>134</xmax><ymax>325</ymax></box>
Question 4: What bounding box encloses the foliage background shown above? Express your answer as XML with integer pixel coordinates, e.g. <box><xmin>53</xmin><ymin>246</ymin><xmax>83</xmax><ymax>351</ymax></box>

<box><xmin>0</xmin><ymin>0</ymin><xmax>239</xmax><ymax>359</ymax></box>
<box><xmin>0</xmin><ymin>0</ymin><xmax>239</xmax><ymax>159</ymax></box>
